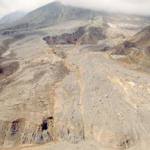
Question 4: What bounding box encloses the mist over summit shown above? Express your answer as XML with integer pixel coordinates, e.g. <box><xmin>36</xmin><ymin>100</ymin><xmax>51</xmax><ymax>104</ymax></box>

<box><xmin>1</xmin><ymin>0</ymin><xmax>150</xmax><ymax>17</ymax></box>
<box><xmin>17</xmin><ymin>1</ymin><xmax>100</xmax><ymax>27</ymax></box>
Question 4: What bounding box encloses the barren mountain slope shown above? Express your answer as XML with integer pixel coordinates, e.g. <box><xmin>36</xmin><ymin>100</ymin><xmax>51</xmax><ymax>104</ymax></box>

<box><xmin>111</xmin><ymin>25</ymin><xmax>150</xmax><ymax>72</ymax></box>
<box><xmin>0</xmin><ymin>28</ymin><xmax>150</xmax><ymax>150</ymax></box>
<box><xmin>0</xmin><ymin>11</ymin><xmax>26</xmax><ymax>25</ymax></box>
<box><xmin>1</xmin><ymin>2</ymin><xmax>150</xmax><ymax>36</ymax></box>
<box><xmin>16</xmin><ymin>1</ymin><xmax>100</xmax><ymax>28</ymax></box>
<box><xmin>0</xmin><ymin>2</ymin><xmax>150</xmax><ymax>149</ymax></box>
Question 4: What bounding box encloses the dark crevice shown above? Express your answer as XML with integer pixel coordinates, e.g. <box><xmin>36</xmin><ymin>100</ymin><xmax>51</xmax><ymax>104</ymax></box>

<box><xmin>0</xmin><ymin>68</ymin><xmax>3</xmax><ymax>74</ymax></box>
<box><xmin>119</xmin><ymin>137</ymin><xmax>134</xmax><ymax>149</ymax></box>
<box><xmin>11</xmin><ymin>120</ymin><xmax>20</xmax><ymax>136</ymax></box>
<box><xmin>47</xmin><ymin>116</ymin><xmax>54</xmax><ymax>120</ymax></box>
<box><xmin>41</xmin><ymin>117</ymin><xmax>54</xmax><ymax>131</ymax></box>
<box><xmin>67</xmin><ymin>129</ymin><xmax>70</xmax><ymax>135</ymax></box>
<box><xmin>0</xmin><ymin>61</ymin><xmax>19</xmax><ymax>78</ymax></box>
<box><xmin>41</xmin><ymin>120</ymin><xmax>48</xmax><ymax>131</ymax></box>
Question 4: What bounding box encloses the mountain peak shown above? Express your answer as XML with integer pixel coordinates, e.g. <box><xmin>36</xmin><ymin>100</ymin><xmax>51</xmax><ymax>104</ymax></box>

<box><xmin>46</xmin><ymin>1</ymin><xmax>63</xmax><ymax>8</ymax></box>
<box><xmin>50</xmin><ymin>1</ymin><xmax>62</xmax><ymax>6</ymax></box>
<box><xmin>17</xmin><ymin>1</ymin><xmax>99</xmax><ymax>27</ymax></box>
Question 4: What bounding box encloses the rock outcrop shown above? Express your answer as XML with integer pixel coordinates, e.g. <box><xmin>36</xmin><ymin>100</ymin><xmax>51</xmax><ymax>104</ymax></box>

<box><xmin>43</xmin><ymin>26</ymin><xmax>106</xmax><ymax>45</ymax></box>
<box><xmin>112</xmin><ymin>25</ymin><xmax>150</xmax><ymax>54</ymax></box>
<box><xmin>111</xmin><ymin>26</ymin><xmax>150</xmax><ymax>72</ymax></box>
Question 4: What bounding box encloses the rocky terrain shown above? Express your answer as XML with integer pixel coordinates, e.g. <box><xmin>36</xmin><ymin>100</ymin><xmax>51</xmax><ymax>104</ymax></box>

<box><xmin>43</xmin><ymin>25</ymin><xmax>107</xmax><ymax>45</ymax></box>
<box><xmin>111</xmin><ymin>25</ymin><xmax>150</xmax><ymax>72</ymax></box>
<box><xmin>0</xmin><ymin>1</ymin><xmax>150</xmax><ymax>150</ymax></box>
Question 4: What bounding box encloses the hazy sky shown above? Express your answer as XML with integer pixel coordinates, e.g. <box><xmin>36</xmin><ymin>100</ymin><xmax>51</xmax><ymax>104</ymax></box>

<box><xmin>0</xmin><ymin>0</ymin><xmax>150</xmax><ymax>17</ymax></box>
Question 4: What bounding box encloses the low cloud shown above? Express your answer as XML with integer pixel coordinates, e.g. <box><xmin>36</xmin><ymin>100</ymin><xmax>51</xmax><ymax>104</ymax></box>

<box><xmin>62</xmin><ymin>0</ymin><xmax>150</xmax><ymax>15</ymax></box>
<box><xmin>0</xmin><ymin>0</ymin><xmax>52</xmax><ymax>17</ymax></box>
<box><xmin>0</xmin><ymin>0</ymin><xmax>150</xmax><ymax>17</ymax></box>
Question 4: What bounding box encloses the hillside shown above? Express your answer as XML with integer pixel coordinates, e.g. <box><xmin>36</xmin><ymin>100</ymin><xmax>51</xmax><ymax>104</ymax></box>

<box><xmin>0</xmin><ymin>11</ymin><xmax>26</xmax><ymax>25</ymax></box>
<box><xmin>132</xmin><ymin>26</ymin><xmax>150</xmax><ymax>48</ymax></box>
<box><xmin>0</xmin><ymin>31</ymin><xmax>150</xmax><ymax>150</ymax></box>
<box><xmin>111</xmin><ymin>25</ymin><xmax>150</xmax><ymax>71</ymax></box>
<box><xmin>0</xmin><ymin>1</ymin><xmax>150</xmax><ymax>150</ymax></box>
<box><xmin>17</xmin><ymin>1</ymin><xmax>100</xmax><ymax>27</ymax></box>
